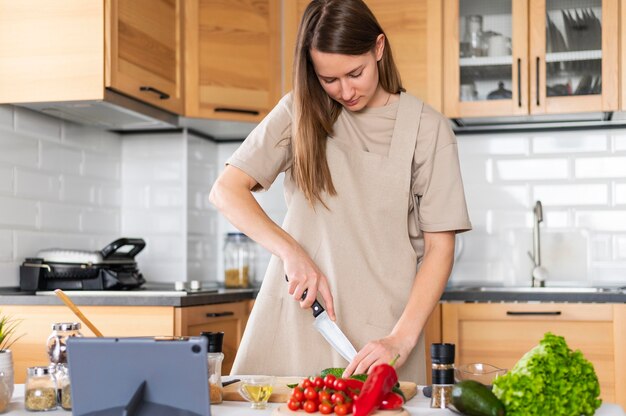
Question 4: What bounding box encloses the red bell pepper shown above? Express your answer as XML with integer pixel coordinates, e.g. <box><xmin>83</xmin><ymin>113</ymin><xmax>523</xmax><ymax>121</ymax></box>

<box><xmin>352</xmin><ymin>356</ymin><xmax>400</xmax><ymax>416</ymax></box>
<box><xmin>344</xmin><ymin>378</ymin><xmax>364</xmax><ymax>391</ymax></box>
<box><xmin>379</xmin><ymin>391</ymin><xmax>404</xmax><ymax>410</ymax></box>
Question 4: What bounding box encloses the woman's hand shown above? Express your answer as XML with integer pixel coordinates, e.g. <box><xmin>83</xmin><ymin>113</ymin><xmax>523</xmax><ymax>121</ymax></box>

<box><xmin>342</xmin><ymin>334</ymin><xmax>414</xmax><ymax>377</ymax></box>
<box><xmin>284</xmin><ymin>249</ymin><xmax>336</xmax><ymax>321</ymax></box>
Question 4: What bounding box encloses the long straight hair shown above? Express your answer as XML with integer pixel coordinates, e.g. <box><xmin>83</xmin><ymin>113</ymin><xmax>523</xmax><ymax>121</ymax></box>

<box><xmin>292</xmin><ymin>0</ymin><xmax>403</xmax><ymax>207</ymax></box>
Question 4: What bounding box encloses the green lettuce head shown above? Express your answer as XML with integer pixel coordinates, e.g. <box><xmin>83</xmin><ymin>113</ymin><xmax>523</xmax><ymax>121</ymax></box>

<box><xmin>492</xmin><ymin>332</ymin><xmax>601</xmax><ymax>416</ymax></box>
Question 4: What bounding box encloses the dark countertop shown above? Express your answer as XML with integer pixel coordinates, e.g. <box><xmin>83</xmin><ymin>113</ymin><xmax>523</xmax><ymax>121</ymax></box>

<box><xmin>2</xmin><ymin>285</ymin><xmax>625</xmax><ymax>307</ymax></box>
<box><xmin>441</xmin><ymin>286</ymin><xmax>626</xmax><ymax>303</ymax></box>
<box><xmin>0</xmin><ymin>283</ymin><xmax>259</xmax><ymax>307</ymax></box>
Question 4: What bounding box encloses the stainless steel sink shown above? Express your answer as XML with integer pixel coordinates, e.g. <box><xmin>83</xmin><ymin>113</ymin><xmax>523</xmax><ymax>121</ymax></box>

<box><xmin>451</xmin><ymin>286</ymin><xmax>625</xmax><ymax>294</ymax></box>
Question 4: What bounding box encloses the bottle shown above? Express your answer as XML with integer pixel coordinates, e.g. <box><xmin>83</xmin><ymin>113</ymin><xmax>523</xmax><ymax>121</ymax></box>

<box><xmin>223</xmin><ymin>232</ymin><xmax>255</xmax><ymax>288</ymax></box>
<box><xmin>46</xmin><ymin>322</ymin><xmax>83</xmax><ymax>366</ymax></box>
<box><xmin>430</xmin><ymin>343</ymin><xmax>455</xmax><ymax>409</ymax></box>
<box><xmin>201</xmin><ymin>331</ymin><xmax>225</xmax><ymax>404</ymax></box>
<box><xmin>464</xmin><ymin>15</ymin><xmax>485</xmax><ymax>57</ymax></box>
<box><xmin>25</xmin><ymin>366</ymin><xmax>58</xmax><ymax>411</ymax></box>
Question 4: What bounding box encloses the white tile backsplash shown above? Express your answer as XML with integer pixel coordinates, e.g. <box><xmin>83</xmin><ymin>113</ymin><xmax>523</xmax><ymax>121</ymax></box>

<box><xmin>14</xmin><ymin>107</ymin><xmax>62</xmax><ymax>141</ymax></box>
<box><xmin>40</xmin><ymin>141</ymin><xmax>83</xmax><ymax>175</ymax></box>
<box><xmin>495</xmin><ymin>158</ymin><xmax>569</xmax><ymax>181</ymax></box>
<box><xmin>83</xmin><ymin>152</ymin><xmax>120</xmax><ymax>180</ymax></box>
<box><xmin>0</xmin><ymin>230</ymin><xmax>13</xmax><ymax>262</ymax></box>
<box><xmin>615</xmin><ymin>183</ymin><xmax>626</xmax><ymax>205</ymax></box>
<box><xmin>0</xmin><ymin>131</ymin><xmax>38</xmax><ymax>167</ymax></box>
<box><xmin>575</xmin><ymin>210</ymin><xmax>626</xmax><ymax>232</ymax></box>
<box><xmin>532</xmin><ymin>133</ymin><xmax>608</xmax><ymax>153</ymax></box>
<box><xmin>0</xmin><ymin>105</ymin><xmax>13</xmax><ymax>129</ymax></box>
<box><xmin>61</xmin><ymin>175</ymin><xmax>96</xmax><ymax>204</ymax></box>
<box><xmin>575</xmin><ymin>157</ymin><xmax>626</xmax><ymax>178</ymax></box>
<box><xmin>81</xmin><ymin>208</ymin><xmax>120</xmax><ymax>234</ymax></box>
<box><xmin>14</xmin><ymin>168</ymin><xmax>62</xmax><ymax>200</ymax></box>
<box><xmin>533</xmin><ymin>184</ymin><xmax>608</xmax><ymax>206</ymax></box>
<box><xmin>0</xmin><ymin>196</ymin><xmax>38</xmax><ymax>229</ymax></box>
<box><xmin>40</xmin><ymin>202</ymin><xmax>81</xmax><ymax>232</ymax></box>
<box><xmin>0</xmin><ymin>164</ymin><xmax>13</xmax><ymax>194</ymax></box>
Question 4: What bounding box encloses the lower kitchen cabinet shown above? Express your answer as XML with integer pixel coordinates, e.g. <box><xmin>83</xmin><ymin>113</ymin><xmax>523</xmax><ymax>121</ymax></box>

<box><xmin>442</xmin><ymin>303</ymin><xmax>626</xmax><ymax>408</ymax></box>
<box><xmin>2</xmin><ymin>300</ymin><xmax>253</xmax><ymax>383</ymax></box>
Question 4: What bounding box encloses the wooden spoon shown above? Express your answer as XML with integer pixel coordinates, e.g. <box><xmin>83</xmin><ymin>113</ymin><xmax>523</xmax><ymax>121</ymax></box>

<box><xmin>54</xmin><ymin>289</ymin><xmax>104</xmax><ymax>337</ymax></box>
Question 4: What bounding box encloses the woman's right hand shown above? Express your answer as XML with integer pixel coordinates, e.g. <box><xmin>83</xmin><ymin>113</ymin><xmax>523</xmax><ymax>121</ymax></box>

<box><xmin>284</xmin><ymin>250</ymin><xmax>336</xmax><ymax>321</ymax></box>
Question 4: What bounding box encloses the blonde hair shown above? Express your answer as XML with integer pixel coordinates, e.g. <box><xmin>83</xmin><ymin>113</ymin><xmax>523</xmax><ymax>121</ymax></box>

<box><xmin>292</xmin><ymin>0</ymin><xmax>403</xmax><ymax>207</ymax></box>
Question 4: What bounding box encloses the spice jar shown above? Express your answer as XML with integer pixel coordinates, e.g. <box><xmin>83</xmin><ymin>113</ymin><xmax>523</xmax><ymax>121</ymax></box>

<box><xmin>47</xmin><ymin>322</ymin><xmax>83</xmax><ymax>365</ymax></box>
<box><xmin>223</xmin><ymin>232</ymin><xmax>255</xmax><ymax>288</ymax></box>
<box><xmin>56</xmin><ymin>363</ymin><xmax>72</xmax><ymax>410</ymax></box>
<box><xmin>25</xmin><ymin>366</ymin><xmax>57</xmax><ymax>411</ymax></box>
<box><xmin>201</xmin><ymin>331</ymin><xmax>224</xmax><ymax>404</ymax></box>
<box><xmin>430</xmin><ymin>343</ymin><xmax>455</xmax><ymax>409</ymax></box>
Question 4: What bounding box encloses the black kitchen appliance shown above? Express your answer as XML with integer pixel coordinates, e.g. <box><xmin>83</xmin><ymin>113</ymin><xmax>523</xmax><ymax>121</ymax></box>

<box><xmin>19</xmin><ymin>238</ymin><xmax>146</xmax><ymax>291</ymax></box>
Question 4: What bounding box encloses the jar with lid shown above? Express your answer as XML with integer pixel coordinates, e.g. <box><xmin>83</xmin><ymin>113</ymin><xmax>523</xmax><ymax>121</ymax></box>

<box><xmin>201</xmin><ymin>331</ymin><xmax>224</xmax><ymax>404</ymax></box>
<box><xmin>47</xmin><ymin>322</ymin><xmax>83</xmax><ymax>366</ymax></box>
<box><xmin>463</xmin><ymin>15</ymin><xmax>485</xmax><ymax>57</ymax></box>
<box><xmin>56</xmin><ymin>363</ymin><xmax>72</xmax><ymax>410</ymax></box>
<box><xmin>430</xmin><ymin>343</ymin><xmax>455</xmax><ymax>409</ymax></box>
<box><xmin>25</xmin><ymin>366</ymin><xmax>57</xmax><ymax>411</ymax></box>
<box><xmin>223</xmin><ymin>232</ymin><xmax>255</xmax><ymax>288</ymax></box>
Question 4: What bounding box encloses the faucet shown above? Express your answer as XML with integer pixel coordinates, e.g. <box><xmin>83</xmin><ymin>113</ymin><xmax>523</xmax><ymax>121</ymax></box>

<box><xmin>528</xmin><ymin>200</ymin><xmax>547</xmax><ymax>287</ymax></box>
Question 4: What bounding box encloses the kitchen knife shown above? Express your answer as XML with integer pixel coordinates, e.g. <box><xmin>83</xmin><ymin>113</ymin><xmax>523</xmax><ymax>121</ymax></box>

<box><xmin>285</xmin><ymin>276</ymin><xmax>357</xmax><ymax>362</ymax></box>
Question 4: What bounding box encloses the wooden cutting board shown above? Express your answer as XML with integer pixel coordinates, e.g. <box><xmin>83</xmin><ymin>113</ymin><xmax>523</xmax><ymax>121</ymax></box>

<box><xmin>272</xmin><ymin>404</ymin><xmax>410</xmax><ymax>415</ymax></box>
<box><xmin>222</xmin><ymin>376</ymin><xmax>417</xmax><ymax>404</ymax></box>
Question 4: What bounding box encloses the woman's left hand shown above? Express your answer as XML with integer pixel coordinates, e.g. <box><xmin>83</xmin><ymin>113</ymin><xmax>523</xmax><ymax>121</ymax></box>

<box><xmin>342</xmin><ymin>334</ymin><xmax>414</xmax><ymax>378</ymax></box>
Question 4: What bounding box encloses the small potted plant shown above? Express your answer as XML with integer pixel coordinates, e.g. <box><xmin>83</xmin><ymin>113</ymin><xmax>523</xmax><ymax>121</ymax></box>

<box><xmin>0</xmin><ymin>312</ymin><xmax>24</xmax><ymax>411</ymax></box>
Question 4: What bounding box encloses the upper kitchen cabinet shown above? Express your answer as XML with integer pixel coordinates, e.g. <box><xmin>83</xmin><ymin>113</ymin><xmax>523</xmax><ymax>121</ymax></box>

<box><xmin>443</xmin><ymin>0</ymin><xmax>618</xmax><ymax>119</ymax></box>
<box><xmin>108</xmin><ymin>0</ymin><xmax>184</xmax><ymax>114</ymax></box>
<box><xmin>0</xmin><ymin>0</ymin><xmax>184</xmax><ymax>114</ymax></box>
<box><xmin>184</xmin><ymin>0</ymin><xmax>281</xmax><ymax>122</ymax></box>
<box><xmin>283</xmin><ymin>0</ymin><xmax>444</xmax><ymax>111</ymax></box>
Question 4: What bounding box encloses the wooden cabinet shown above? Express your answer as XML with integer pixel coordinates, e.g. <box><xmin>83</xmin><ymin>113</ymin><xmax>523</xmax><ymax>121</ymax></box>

<box><xmin>108</xmin><ymin>0</ymin><xmax>184</xmax><ymax>113</ymax></box>
<box><xmin>175</xmin><ymin>301</ymin><xmax>250</xmax><ymax>375</ymax></box>
<box><xmin>442</xmin><ymin>303</ymin><xmax>626</xmax><ymax>408</ymax></box>
<box><xmin>2</xmin><ymin>300</ymin><xmax>253</xmax><ymax>383</ymax></box>
<box><xmin>0</xmin><ymin>0</ymin><xmax>183</xmax><ymax>113</ymax></box>
<box><xmin>443</xmin><ymin>0</ymin><xmax>618</xmax><ymax>118</ymax></box>
<box><xmin>184</xmin><ymin>0</ymin><xmax>281</xmax><ymax>122</ymax></box>
<box><xmin>282</xmin><ymin>0</ymin><xmax>444</xmax><ymax>111</ymax></box>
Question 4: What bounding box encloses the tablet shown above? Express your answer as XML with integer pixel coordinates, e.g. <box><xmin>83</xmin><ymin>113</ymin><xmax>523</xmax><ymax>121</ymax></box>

<box><xmin>67</xmin><ymin>336</ymin><xmax>210</xmax><ymax>416</ymax></box>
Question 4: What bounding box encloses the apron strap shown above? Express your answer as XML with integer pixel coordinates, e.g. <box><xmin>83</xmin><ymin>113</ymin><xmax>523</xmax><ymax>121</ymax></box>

<box><xmin>388</xmin><ymin>92</ymin><xmax>424</xmax><ymax>166</ymax></box>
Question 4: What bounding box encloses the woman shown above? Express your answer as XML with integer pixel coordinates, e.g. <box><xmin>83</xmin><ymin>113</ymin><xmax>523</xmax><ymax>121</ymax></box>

<box><xmin>209</xmin><ymin>0</ymin><xmax>471</xmax><ymax>383</ymax></box>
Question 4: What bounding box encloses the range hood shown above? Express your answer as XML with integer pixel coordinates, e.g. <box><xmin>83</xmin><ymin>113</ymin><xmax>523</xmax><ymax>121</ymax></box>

<box><xmin>17</xmin><ymin>89</ymin><xmax>179</xmax><ymax>130</ymax></box>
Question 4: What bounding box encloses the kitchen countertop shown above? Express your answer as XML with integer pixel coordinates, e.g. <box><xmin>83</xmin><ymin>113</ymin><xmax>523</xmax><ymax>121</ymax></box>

<box><xmin>4</xmin><ymin>384</ymin><xmax>625</xmax><ymax>416</ymax></box>
<box><xmin>1</xmin><ymin>284</ymin><xmax>625</xmax><ymax>307</ymax></box>
<box><xmin>0</xmin><ymin>283</ymin><xmax>259</xmax><ymax>307</ymax></box>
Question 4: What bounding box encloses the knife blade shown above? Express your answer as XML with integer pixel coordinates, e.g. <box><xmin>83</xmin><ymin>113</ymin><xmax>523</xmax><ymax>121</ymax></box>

<box><xmin>284</xmin><ymin>276</ymin><xmax>357</xmax><ymax>362</ymax></box>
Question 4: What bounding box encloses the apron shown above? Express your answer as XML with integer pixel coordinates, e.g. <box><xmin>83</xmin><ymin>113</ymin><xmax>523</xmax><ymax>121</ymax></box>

<box><xmin>231</xmin><ymin>93</ymin><xmax>426</xmax><ymax>383</ymax></box>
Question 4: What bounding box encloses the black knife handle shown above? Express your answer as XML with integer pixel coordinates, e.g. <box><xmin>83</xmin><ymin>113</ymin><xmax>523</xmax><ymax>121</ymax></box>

<box><xmin>285</xmin><ymin>275</ymin><xmax>326</xmax><ymax>318</ymax></box>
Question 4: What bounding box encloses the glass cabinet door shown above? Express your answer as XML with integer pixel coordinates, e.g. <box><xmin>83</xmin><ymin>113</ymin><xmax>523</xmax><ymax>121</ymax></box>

<box><xmin>530</xmin><ymin>0</ymin><xmax>618</xmax><ymax>114</ymax></box>
<box><xmin>444</xmin><ymin>0</ymin><xmax>529</xmax><ymax>118</ymax></box>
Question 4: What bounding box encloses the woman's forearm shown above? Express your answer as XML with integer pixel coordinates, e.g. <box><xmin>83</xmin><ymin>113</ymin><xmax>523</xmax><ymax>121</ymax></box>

<box><xmin>390</xmin><ymin>231</ymin><xmax>455</xmax><ymax>348</ymax></box>
<box><xmin>209</xmin><ymin>166</ymin><xmax>298</xmax><ymax>260</ymax></box>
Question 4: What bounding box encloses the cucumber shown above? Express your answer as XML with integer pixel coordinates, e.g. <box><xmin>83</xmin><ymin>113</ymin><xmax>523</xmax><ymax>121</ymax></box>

<box><xmin>452</xmin><ymin>380</ymin><xmax>506</xmax><ymax>416</ymax></box>
<box><xmin>320</xmin><ymin>368</ymin><xmax>345</xmax><ymax>378</ymax></box>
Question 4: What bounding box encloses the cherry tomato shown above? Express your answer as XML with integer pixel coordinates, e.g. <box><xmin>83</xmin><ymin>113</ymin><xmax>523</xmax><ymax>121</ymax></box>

<box><xmin>287</xmin><ymin>399</ymin><xmax>301</xmax><ymax>411</ymax></box>
<box><xmin>291</xmin><ymin>387</ymin><xmax>304</xmax><ymax>402</ymax></box>
<box><xmin>304</xmin><ymin>386</ymin><xmax>318</xmax><ymax>401</ymax></box>
<box><xmin>318</xmin><ymin>390</ymin><xmax>331</xmax><ymax>403</ymax></box>
<box><xmin>303</xmin><ymin>400</ymin><xmax>318</xmax><ymax>414</ymax></box>
<box><xmin>301</xmin><ymin>378</ymin><xmax>313</xmax><ymax>389</ymax></box>
<box><xmin>350</xmin><ymin>392</ymin><xmax>359</xmax><ymax>401</ymax></box>
<box><xmin>331</xmin><ymin>392</ymin><xmax>345</xmax><ymax>405</ymax></box>
<box><xmin>313</xmin><ymin>376</ymin><xmax>325</xmax><ymax>388</ymax></box>
<box><xmin>335</xmin><ymin>403</ymin><xmax>351</xmax><ymax>415</ymax></box>
<box><xmin>333</xmin><ymin>378</ymin><xmax>347</xmax><ymax>392</ymax></box>
<box><xmin>323</xmin><ymin>374</ymin><xmax>336</xmax><ymax>389</ymax></box>
<box><xmin>319</xmin><ymin>402</ymin><xmax>333</xmax><ymax>414</ymax></box>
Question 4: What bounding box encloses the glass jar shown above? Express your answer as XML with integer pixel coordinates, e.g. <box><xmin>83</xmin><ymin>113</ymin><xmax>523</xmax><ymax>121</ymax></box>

<box><xmin>430</xmin><ymin>343</ymin><xmax>455</xmax><ymax>409</ymax></box>
<box><xmin>464</xmin><ymin>15</ymin><xmax>485</xmax><ymax>57</ymax></box>
<box><xmin>201</xmin><ymin>331</ymin><xmax>224</xmax><ymax>404</ymax></box>
<box><xmin>25</xmin><ymin>367</ymin><xmax>57</xmax><ymax>411</ymax></box>
<box><xmin>56</xmin><ymin>363</ymin><xmax>72</xmax><ymax>410</ymax></box>
<box><xmin>47</xmin><ymin>322</ymin><xmax>83</xmax><ymax>366</ymax></box>
<box><xmin>223</xmin><ymin>232</ymin><xmax>255</xmax><ymax>288</ymax></box>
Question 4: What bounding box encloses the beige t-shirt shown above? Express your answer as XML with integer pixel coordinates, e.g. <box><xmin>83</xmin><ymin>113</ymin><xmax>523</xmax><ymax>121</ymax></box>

<box><xmin>227</xmin><ymin>93</ymin><xmax>472</xmax><ymax>255</ymax></box>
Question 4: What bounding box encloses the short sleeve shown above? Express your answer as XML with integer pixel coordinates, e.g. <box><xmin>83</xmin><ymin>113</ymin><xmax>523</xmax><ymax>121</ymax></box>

<box><xmin>411</xmin><ymin>106</ymin><xmax>472</xmax><ymax>233</ymax></box>
<box><xmin>226</xmin><ymin>93</ymin><xmax>294</xmax><ymax>192</ymax></box>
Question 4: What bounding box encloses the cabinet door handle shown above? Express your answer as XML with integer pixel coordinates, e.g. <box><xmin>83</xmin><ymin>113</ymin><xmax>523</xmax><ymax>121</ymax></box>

<box><xmin>206</xmin><ymin>311</ymin><xmax>235</xmax><ymax>318</ymax></box>
<box><xmin>214</xmin><ymin>108</ymin><xmax>260</xmax><ymax>116</ymax></box>
<box><xmin>535</xmin><ymin>57</ymin><xmax>540</xmax><ymax>106</ymax></box>
<box><xmin>139</xmin><ymin>86</ymin><xmax>170</xmax><ymax>100</ymax></box>
<box><xmin>506</xmin><ymin>311</ymin><xmax>561</xmax><ymax>316</ymax></box>
<box><xmin>517</xmin><ymin>58</ymin><xmax>522</xmax><ymax>107</ymax></box>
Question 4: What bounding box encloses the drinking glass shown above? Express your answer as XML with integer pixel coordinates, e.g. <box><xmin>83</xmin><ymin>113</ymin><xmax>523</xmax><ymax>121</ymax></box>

<box><xmin>238</xmin><ymin>376</ymin><xmax>275</xmax><ymax>409</ymax></box>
